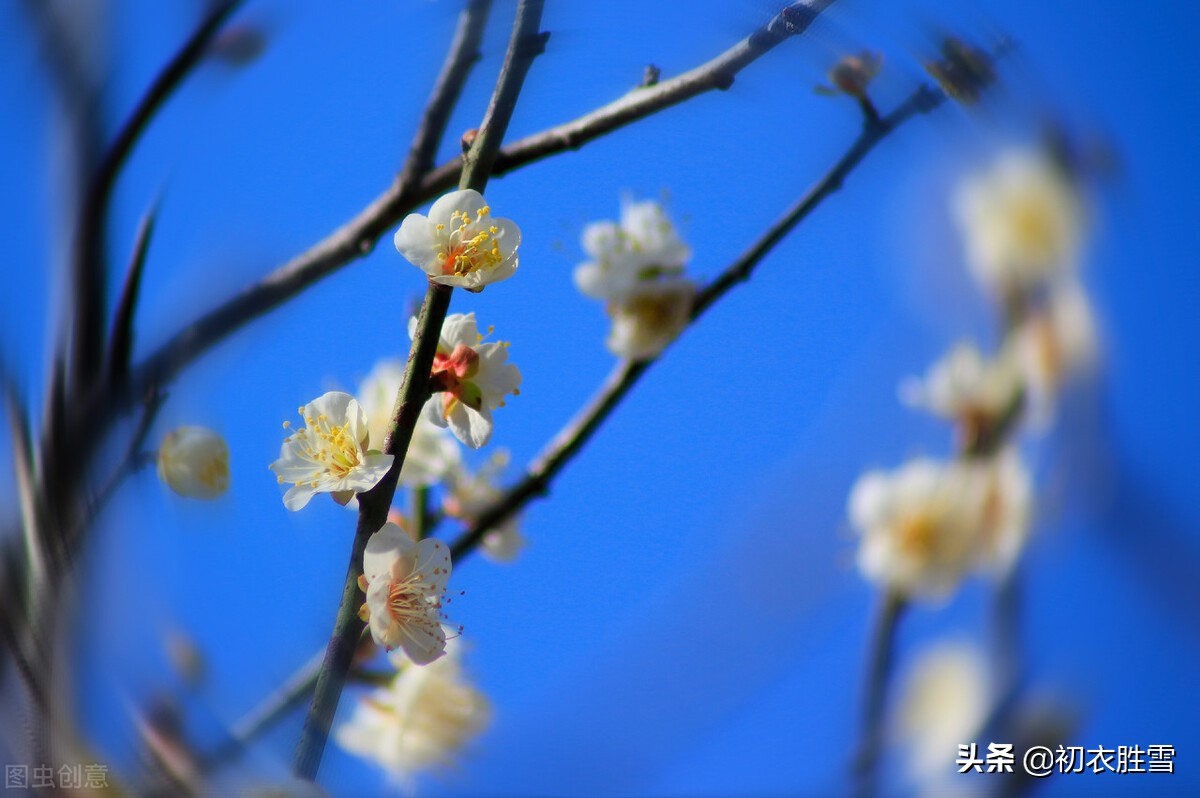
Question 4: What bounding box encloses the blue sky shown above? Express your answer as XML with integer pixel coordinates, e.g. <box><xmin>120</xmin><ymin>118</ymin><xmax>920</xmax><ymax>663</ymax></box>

<box><xmin>3</xmin><ymin>0</ymin><xmax>1200</xmax><ymax>795</ymax></box>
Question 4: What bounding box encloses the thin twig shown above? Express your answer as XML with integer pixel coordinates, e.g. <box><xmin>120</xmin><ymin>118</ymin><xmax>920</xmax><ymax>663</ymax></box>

<box><xmin>124</xmin><ymin>0</ymin><xmax>836</xmax><ymax>415</ymax></box>
<box><xmin>450</xmin><ymin>83</ymin><xmax>945</xmax><ymax>564</ymax></box>
<box><xmin>399</xmin><ymin>0</ymin><xmax>494</xmax><ymax>187</ymax></box>
<box><xmin>292</xmin><ymin>0</ymin><xmax>547</xmax><ymax>779</ymax></box>
<box><xmin>105</xmin><ymin>207</ymin><xmax>159</xmax><ymax>384</ymax></box>
<box><xmin>851</xmin><ymin>590</ymin><xmax>906</xmax><ymax>798</ymax></box>
<box><xmin>71</xmin><ymin>0</ymin><xmax>242</xmax><ymax>390</ymax></box>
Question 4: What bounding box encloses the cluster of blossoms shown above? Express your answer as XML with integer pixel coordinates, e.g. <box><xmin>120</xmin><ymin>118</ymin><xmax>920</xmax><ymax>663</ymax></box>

<box><xmin>574</xmin><ymin>197</ymin><xmax>695</xmax><ymax>360</ymax></box>
<box><xmin>334</xmin><ymin>639</ymin><xmax>491</xmax><ymax>782</ymax></box>
<box><xmin>849</xmin><ymin>146</ymin><xmax>1096</xmax><ymax>600</ymax></box>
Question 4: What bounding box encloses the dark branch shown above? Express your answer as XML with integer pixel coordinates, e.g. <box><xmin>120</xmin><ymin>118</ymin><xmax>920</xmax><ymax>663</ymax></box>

<box><xmin>105</xmin><ymin>207</ymin><xmax>158</xmax><ymax>384</ymax></box>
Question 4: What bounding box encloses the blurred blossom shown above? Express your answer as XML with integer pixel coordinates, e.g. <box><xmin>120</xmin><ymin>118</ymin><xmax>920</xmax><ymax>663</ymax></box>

<box><xmin>899</xmin><ymin>341</ymin><xmax>1022</xmax><ymax>436</ymax></box>
<box><xmin>359</xmin><ymin>522</ymin><xmax>452</xmax><ymax>664</ymax></box>
<box><xmin>574</xmin><ymin>197</ymin><xmax>691</xmax><ymax>301</ymax></box>
<box><xmin>156</xmin><ymin>426</ymin><xmax>230</xmax><ymax>500</ymax></box>
<box><xmin>357</xmin><ymin>359</ymin><xmax>462</xmax><ymax>486</ymax></box>
<box><xmin>953</xmin><ymin>150</ymin><xmax>1083</xmax><ymax>299</ymax></box>
<box><xmin>335</xmin><ymin>640</ymin><xmax>490</xmax><ymax>782</ymax></box>
<box><xmin>1008</xmin><ymin>281</ymin><xmax>1098</xmax><ymax>427</ymax></box>
<box><xmin>605</xmin><ymin>278</ymin><xmax>695</xmax><ymax>360</ymax></box>
<box><xmin>419</xmin><ymin>313</ymin><xmax>522</xmax><ymax>450</ymax></box>
<box><xmin>895</xmin><ymin>642</ymin><xmax>990</xmax><ymax>783</ymax></box>
<box><xmin>269</xmin><ymin>392</ymin><xmax>393</xmax><ymax>511</ymax></box>
<box><xmin>977</xmin><ymin>448</ymin><xmax>1033</xmax><ymax>576</ymax></box>
<box><xmin>924</xmin><ymin>37</ymin><xmax>996</xmax><ymax>104</ymax></box>
<box><xmin>394</xmin><ymin>189</ymin><xmax>520</xmax><ymax>292</ymax></box>
<box><xmin>444</xmin><ymin>450</ymin><xmax>525</xmax><ymax>564</ymax></box>
<box><xmin>816</xmin><ymin>51</ymin><xmax>882</xmax><ymax>98</ymax></box>
<box><xmin>575</xmin><ymin>197</ymin><xmax>695</xmax><ymax>359</ymax></box>
<box><xmin>849</xmin><ymin>450</ymin><xmax>1033</xmax><ymax>600</ymax></box>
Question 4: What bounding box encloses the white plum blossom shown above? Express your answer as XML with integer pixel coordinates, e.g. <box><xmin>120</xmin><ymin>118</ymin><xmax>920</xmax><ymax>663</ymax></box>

<box><xmin>849</xmin><ymin>453</ymin><xmax>1035</xmax><ymax>599</ymax></box>
<box><xmin>849</xmin><ymin>458</ymin><xmax>991</xmax><ymax>600</ymax></box>
<box><xmin>900</xmin><ymin>342</ymin><xmax>1023</xmax><ymax>445</ymax></box>
<box><xmin>895</xmin><ymin>642</ymin><xmax>990</xmax><ymax>783</ymax></box>
<box><xmin>334</xmin><ymin>640</ymin><xmax>490</xmax><ymax>781</ymax></box>
<box><xmin>269</xmin><ymin>392</ymin><xmax>393</xmax><ymax>511</ymax></box>
<box><xmin>953</xmin><ymin>149</ymin><xmax>1083</xmax><ymax>297</ymax></box>
<box><xmin>575</xmin><ymin>197</ymin><xmax>696</xmax><ymax>359</ymax></box>
<box><xmin>1008</xmin><ymin>280</ymin><xmax>1098</xmax><ymax>427</ymax></box>
<box><xmin>358</xmin><ymin>522</ymin><xmax>452</xmax><ymax>665</ymax></box>
<box><xmin>443</xmin><ymin>451</ymin><xmax>525</xmax><ymax>564</ymax></box>
<box><xmin>393</xmin><ymin>189</ymin><xmax>519</xmax><ymax>292</ymax></box>
<box><xmin>574</xmin><ymin>197</ymin><xmax>691</xmax><ymax>301</ymax></box>
<box><xmin>357</xmin><ymin>359</ymin><xmax>462</xmax><ymax>487</ymax></box>
<box><xmin>156</xmin><ymin>426</ymin><xmax>229</xmax><ymax>499</ymax></box>
<box><xmin>605</xmin><ymin>278</ymin><xmax>695</xmax><ymax>360</ymax></box>
<box><xmin>977</xmin><ymin>448</ymin><xmax>1033</xmax><ymax>575</ymax></box>
<box><xmin>418</xmin><ymin>313</ymin><xmax>521</xmax><ymax>450</ymax></box>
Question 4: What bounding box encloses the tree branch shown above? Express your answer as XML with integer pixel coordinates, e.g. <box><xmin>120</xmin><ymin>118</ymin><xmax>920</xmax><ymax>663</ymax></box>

<box><xmin>292</xmin><ymin>0</ymin><xmax>547</xmax><ymax>779</ymax></box>
<box><xmin>71</xmin><ymin>0</ymin><xmax>242</xmax><ymax>390</ymax></box>
<box><xmin>105</xmin><ymin>206</ymin><xmax>158</xmax><ymax>384</ymax></box>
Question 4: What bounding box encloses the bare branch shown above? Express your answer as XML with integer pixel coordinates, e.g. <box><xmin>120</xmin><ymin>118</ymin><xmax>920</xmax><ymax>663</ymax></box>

<box><xmin>105</xmin><ymin>207</ymin><xmax>159</xmax><ymax>384</ymax></box>
<box><xmin>72</xmin><ymin>0</ymin><xmax>243</xmax><ymax>390</ymax></box>
<box><xmin>399</xmin><ymin>0</ymin><xmax>495</xmax><ymax>187</ymax></box>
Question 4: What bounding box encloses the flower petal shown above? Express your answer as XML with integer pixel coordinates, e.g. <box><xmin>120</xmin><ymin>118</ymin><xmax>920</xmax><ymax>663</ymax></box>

<box><xmin>394</xmin><ymin>214</ymin><xmax>443</xmax><ymax>273</ymax></box>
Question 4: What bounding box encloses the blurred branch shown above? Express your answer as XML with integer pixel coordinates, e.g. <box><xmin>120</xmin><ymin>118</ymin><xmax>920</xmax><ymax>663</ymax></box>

<box><xmin>851</xmin><ymin>590</ymin><xmax>906</xmax><ymax>798</ymax></box>
<box><xmin>105</xmin><ymin>207</ymin><xmax>159</xmax><ymax>384</ymax></box>
<box><xmin>125</xmin><ymin>0</ymin><xmax>836</xmax><ymax>415</ymax></box>
<box><xmin>449</xmin><ymin>82</ymin><xmax>945</xmax><ymax>563</ymax></box>
<box><xmin>292</xmin><ymin>0</ymin><xmax>547</xmax><ymax>779</ymax></box>
<box><xmin>72</xmin><ymin>0</ymin><xmax>243</xmax><ymax>390</ymax></box>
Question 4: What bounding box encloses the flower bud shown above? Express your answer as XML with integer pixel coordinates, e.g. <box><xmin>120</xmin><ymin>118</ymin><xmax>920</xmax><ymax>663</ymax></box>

<box><xmin>157</xmin><ymin>426</ymin><xmax>230</xmax><ymax>499</ymax></box>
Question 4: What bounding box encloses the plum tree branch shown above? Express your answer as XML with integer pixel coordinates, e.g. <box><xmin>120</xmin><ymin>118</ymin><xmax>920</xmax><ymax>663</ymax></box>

<box><xmin>123</xmin><ymin>0</ymin><xmax>837</xmax><ymax>417</ymax></box>
<box><xmin>291</xmin><ymin>0</ymin><xmax>547</xmax><ymax>779</ymax></box>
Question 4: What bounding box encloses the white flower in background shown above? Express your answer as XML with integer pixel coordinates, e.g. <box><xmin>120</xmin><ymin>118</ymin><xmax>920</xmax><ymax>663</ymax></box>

<box><xmin>977</xmin><ymin>449</ymin><xmax>1033</xmax><ymax>575</ymax></box>
<box><xmin>895</xmin><ymin>642</ymin><xmax>990</xmax><ymax>783</ymax></box>
<box><xmin>358</xmin><ymin>522</ymin><xmax>452</xmax><ymax>664</ymax></box>
<box><xmin>157</xmin><ymin>426</ymin><xmax>229</xmax><ymax>499</ymax></box>
<box><xmin>334</xmin><ymin>640</ymin><xmax>490</xmax><ymax>781</ymax></box>
<box><xmin>900</xmin><ymin>342</ymin><xmax>1022</xmax><ymax>426</ymax></box>
<box><xmin>953</xmin><ymin>150</ymin><xmax>1083</xmax><ymax>297</ymax></box>
<box><xmin>357</xmin><ymin>359</ymin><xmax>462</xmax><ymax>487</ymax></box>
<box><xmin>419</xmin><ymin>313</ymin><xmax>522</xmax><ymax>450</ymax></box>
<box><xmin>444</xmin><ymin>451</ymin><xmax>525</xmax><ymax>563</ymax></box>
<box><xmin>1009</xmin><ymin>281</ymin><xmax>1098</xmax><ymax>427</ymax></box>
<box><xmin>849</xmin><ymin>458</ymin><xmax>990</xmax><ymax>600</ymax></box>
<box><xmin>269</xmin><ymin>392</ymin><xmax>393</xmax><ymax>511</ymax></box>
<box><xmin>574</xmin><ymin>198</ymin><xmax>691</xmax><ymax>301</ymax></box>
<box><xmin>393</xmin><ymin>189</ymin><xmax>520</xmax><ymax>292</ymax></box>
<box><xmin>606</xmin><ymin>278</ymin><xmax>695</xmax><ymax>360</ymax></box>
